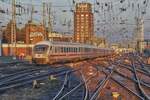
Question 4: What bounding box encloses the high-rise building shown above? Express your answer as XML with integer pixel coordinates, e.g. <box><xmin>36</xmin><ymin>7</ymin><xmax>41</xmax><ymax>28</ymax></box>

<box><xmin>74</xmin><ymin>3</ymin><xmax>94</xmax><ymax>44</ymax></box>
<box><xmin>134</xmin><ymin>18</ymin><xmax>144</xmax><ymax>52</ymax></box>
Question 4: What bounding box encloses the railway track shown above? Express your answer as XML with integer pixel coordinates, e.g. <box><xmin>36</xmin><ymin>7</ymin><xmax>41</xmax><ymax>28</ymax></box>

<box><xmin>133</xmin><ymin>54</ymin><xmax>150</xmax><ymax>74</ymax></box>
<box><xmin>94</xmin><ymin>64</ymin><xmax>146</xmax><ymax>100</ymax></box>
<box><xmin>53</xmin><ymin>70</ymin><xmax>98</xmax><ymax>100</ymax></box>
<box><xmin>114</xmin><ymin>55</ymin><xmax>150</xmax><ymax>98</ymax></box>
<box><xmin>131</xmin><ymin>59</ymin><xmax>150</xmax><ymax>100</ymax></box>
<box><xmin>0</xmin><ymin>53</ymin><xmax>149</xmax><ymax>100</ymax></box>
<box><xmin>89</xmin><ymin>67</ymin><xmax>115</xmax><ymax>100</ymax></box>
<box><xmin>53</xmin><ymin>71</ymin><xmax>86</xmax><ymax>100</ymax></box>
<box><xmin>0</xmin><ymin>66</ymin><xmax>76</xmax><ymax>92</ymax></box>
<box><xmin>87</xmin><ymin>55</ymin><xmax>149</xmax><ymax>100</ymax></box>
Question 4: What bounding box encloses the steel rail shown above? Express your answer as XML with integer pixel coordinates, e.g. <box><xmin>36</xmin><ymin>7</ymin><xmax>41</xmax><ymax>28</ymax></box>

<box><xmin>57</xmin><ymin>72</ymin><xmax>98</xmax><ymax>100</ymax></box>
<box><xmin>91</xmin><ymin>59</ymin><xmax>146</xmax><ymax>100</ymax></box>
<box><xmin>95</xmin><ymin>61</ymin><xmax>150</xmax><ymax>89</ymax></box>
<box><xmin>0</xmin><ymin>68</ymin><xmax>45</xmax><ymax>85</ymax></box>
<box><xmin>86</xmin><ymin>60</ymin><xmax>117</xmax><ymax>100</ymax></box>
<box><xmin>131</xmin><ymin>60</ymin><xmax>150</xmax><ymax>100</ymax></box>
<box><xmin>81</xmin><ymin>72</ymin><xmax>89</xmax><ymax>100</ymax></box>
<box><xmin>114</xmin><ymin>69</ymin><xmax>150</xmax><ymax>88</ymax></box>
<box><xmin>135</xmin><ymin>56</ymin><xmax>150</xmax><ymax>74</ymax></box>
<box><xmin>53</xmin><ymin>72</ymin><xmax>69</xmax><ymax>100</ymax></box>
<box><xmin>103</xmin><ymin>70</ymin><xmax>145</xmax><ymax>100</ymax></box>
<box><xmin>89</xmin><ymin>70</ymin><xmax>114</xmax><ymax>100</ymax></box>
<box><xmin>126</xmin><ymin>53</ymin><xmax>150</xmax><ymax>74</ymax></box>
<box><xmin>0</xmin><ymin>69</ymin><xmax>73</xmax><ymax>92</ymax></box>
<box><xmin>0</xmin><ymin>69</ymin><xmax>47</xmax><ymax>87</ymax></box>
<box><xmin>113</xmin><ymin>62</ymin><xmax>150</xmax><ymax>77</ymax></box>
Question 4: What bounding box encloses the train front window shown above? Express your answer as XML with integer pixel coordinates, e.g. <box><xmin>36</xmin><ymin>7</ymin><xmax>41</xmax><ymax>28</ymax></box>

<box><xmin>34</xmin><ymin>45</ymin><xmax>49</xmax><ymax>53</ymax></box>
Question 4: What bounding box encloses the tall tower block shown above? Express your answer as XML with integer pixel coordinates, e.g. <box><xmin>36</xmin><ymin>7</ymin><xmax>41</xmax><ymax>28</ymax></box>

<box><xmin>74</xmin><ymin>3</ymin><xmax>94</xmax><ymax>44</ymax></box>
<box><xmin>134</xmin><ymin>18</ymin><xmax>144</xmax><ymax>52</ymax></box>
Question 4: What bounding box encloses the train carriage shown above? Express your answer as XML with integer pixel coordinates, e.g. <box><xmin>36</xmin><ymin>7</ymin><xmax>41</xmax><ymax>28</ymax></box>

<box><xmin>32</xmin><ymin>41</ymin><xmax>114</xmax><ymax>64</ymax></box>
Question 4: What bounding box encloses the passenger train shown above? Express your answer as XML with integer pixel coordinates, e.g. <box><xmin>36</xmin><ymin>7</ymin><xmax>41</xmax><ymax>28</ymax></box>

<box><xmin>32</xmin><ymin>41</ymin><xmax>114</xmax><ymax>64</ymax></box>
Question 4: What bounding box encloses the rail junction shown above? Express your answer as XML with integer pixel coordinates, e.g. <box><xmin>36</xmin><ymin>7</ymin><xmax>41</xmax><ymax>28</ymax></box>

<box><xmin>0</xmin><ymin>53</ymin><xmax>149</xmax><ymax>100</ymax></box>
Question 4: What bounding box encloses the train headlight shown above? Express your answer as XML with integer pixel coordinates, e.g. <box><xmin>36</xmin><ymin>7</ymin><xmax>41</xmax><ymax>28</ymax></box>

<box><xmin>112</xmin><ymin>92</ymin><xmax>120</xmax><ymax>98</ymax></box>
<box><xmin>35</xmin><ymin>54</ymin><xmax>43</xmax><ymax>58</ymax></box>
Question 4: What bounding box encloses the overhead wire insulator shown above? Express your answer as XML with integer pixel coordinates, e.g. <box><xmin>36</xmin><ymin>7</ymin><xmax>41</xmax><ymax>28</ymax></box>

<box><xmin>62</xmin><ymin>10</ymin><xmax>67</xmax><ymax>12</ymax></box>
<box><xmin>0</xmin><ymin>9</ymin><xmax>5</xmax><ymax>13</ymax></box>
<box><xmin>120</xmin><ymin>0</ymin><xmax>125</xmax><ymax>3</ymax></box>
<box><xmin>6</xmin><ymin>8</ymin><xmax>9</xmax><ymax>15</ymax></box>
<box><xmin>96</xmin><ymin>0</ymin><xmax>100</xmax><ymax>5</ymax></box>
<box><xmin>15</xmin><ymin>4</ymin><xmax>21</xmax><ymax>8</ymax></box>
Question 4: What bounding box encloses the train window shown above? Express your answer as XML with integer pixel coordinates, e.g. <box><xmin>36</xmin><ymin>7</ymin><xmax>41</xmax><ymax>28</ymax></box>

<box><xmin>49</xmin><ymin>46</ymin><xmax>52</xmax><ymax>50</ymax></box>
<box><xmin>72</xmin><ymin>48</ymin><xmax>74</xmax><ymax>52</ymax></box>
<box><xmin>56</xmin><ymin>47</ymin><xmax>58</xmax><ymax>53</ymax></box>
<box><xmin>80</xmin><ymin>47</ymin><xmax>82</xmax><ymax>52</ymax></box>
<box><xmin>55</xmin><ymin>47</ymin><xmax>57</xmax><ymax>53</ymax></box>
<box><xmin>58</xmin><ymin>47</ymin><xmax>60</xmax><ymax>53</ymax></box>
<box><xmin>34</xmin><ymin>45</ymin><xmax>48</xmax><ymax>53</ymax></box>
<box><xmin>54</xmin><ymin>47</ymin><xmax>56</xmax><ymax>53</ymax></box>
<box><xmin>52</xmin><ymin>46</ymin><xmax>54</xmax><ymax>53</ymax></box>
<box><xmin>60</xmin><ymin>47</ymin><xmax>63</xmax><ymax>53</ymax></box>
<box><xmin>65</xmin><ymin>47</ymin><xmax>67</xmax><ymax>53</ymax></box>
<box><xmin>64</xmin><ymin>47</ymin><xmax>66</xmax><ymax>53</ymax></box>
<box><xmin>64</xmin><ymin>47</ymin><xmax>68</xmax><ymax>53</ymax></box>
<box><xmin>66</xmin><ymin>47</ymin><xmax>68</xmax><ymax>52</ymax></box>
<box><xmin>75</xmin><ymin>48</ymin><xmax>77</xmax><ymax>52</ymax></box>
<box><xmin>79</xmin><ymin>47</ymin><xmax>81</xmax><ymax>52</ymax></box>
<box><xmin>70</xmin><ymin>47</ymin><xmax>72</xmax><ymax>52</ymax></box>
<box><xmin>82</xmin><ymin>48</ymin><xmax>85</xmax><ymax>52</ymax></box>
<box><xmin>62</xmin><ymin>47</ymin><xmax>64</xmax><ymax>53</ymax></box>
<box><xmin>57</xmin><ymin>47</ymin><xmax>59</xmax><ymax>53</ymax></box>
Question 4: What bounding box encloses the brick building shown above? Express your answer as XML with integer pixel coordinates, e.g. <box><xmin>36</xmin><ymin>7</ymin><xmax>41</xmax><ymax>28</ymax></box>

<box><xmin>23</xmin><ymin>21</ymin><xmax>45</xmax><ymax>44</ymax></box>
<box><xmin>2</xmin><ymin>20</ymin><xmax>23</xmax><ymax>43</ymax></box>
<box><xmin>74</xmin><ymin>3</ymin><xmax>94</xmax><ymax>44</ymax></box>
<box><xmin>2</xmin><ymin>21</ymin><xmax>45</xmax><ymax>56</ymax></box>
<box><xmin>49</xmin><ymin>32</ymin><xmax>73</xmax><ymax>42</ymax></box>
<box><xmin>2</xmin><ymin>21</ymin><xmax>73</xmax><ymax>56</ymax></box>
<box><xmin>2</xmin><ymin>21</ymin><xmax>45</xmax><ymax>44</ymax></box>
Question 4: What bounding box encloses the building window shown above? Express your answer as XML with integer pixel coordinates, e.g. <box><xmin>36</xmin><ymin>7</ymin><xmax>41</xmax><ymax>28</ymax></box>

<box><xmin>81</xmin><ymin>14</ymin><xmax>84</xmax><ymax>17</ymax></box>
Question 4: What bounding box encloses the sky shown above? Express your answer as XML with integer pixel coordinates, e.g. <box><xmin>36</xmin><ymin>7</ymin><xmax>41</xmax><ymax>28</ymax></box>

<box><xmin>0</xmin><ymin>0</ymin><xmax>150</xmax><ymax>45</ymax></box>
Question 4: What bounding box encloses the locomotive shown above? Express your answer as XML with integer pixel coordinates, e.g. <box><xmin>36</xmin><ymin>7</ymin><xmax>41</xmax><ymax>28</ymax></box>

<box><xmin>32</xmin><ymin>41</ymin><xmax>114</xmax><ymax>64</ymax></box>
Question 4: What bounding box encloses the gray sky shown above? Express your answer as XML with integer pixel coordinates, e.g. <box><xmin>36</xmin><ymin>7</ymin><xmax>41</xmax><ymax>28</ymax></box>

<box><xmin>0</xmin><ymin>0</ymin><xmax>150</xmax><ymax>44</ymax></box>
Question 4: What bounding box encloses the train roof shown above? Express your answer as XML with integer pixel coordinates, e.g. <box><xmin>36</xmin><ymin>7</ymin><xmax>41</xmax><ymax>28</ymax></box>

<box><xmin>35</xmin><ymin>41</ymin><xmax>95</xmax><ymax>47</ymax></box>
<box><xmin>35</xmin><ymin>41</ymin><xmax>113</xmax><ymax>50</ymax></box>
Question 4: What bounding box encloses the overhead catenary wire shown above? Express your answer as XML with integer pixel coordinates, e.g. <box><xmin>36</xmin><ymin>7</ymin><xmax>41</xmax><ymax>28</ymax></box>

<box><xmin>0</xmin><ymin>0</ymin><xmax>150</xmax><ymax>42</ymax></box>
